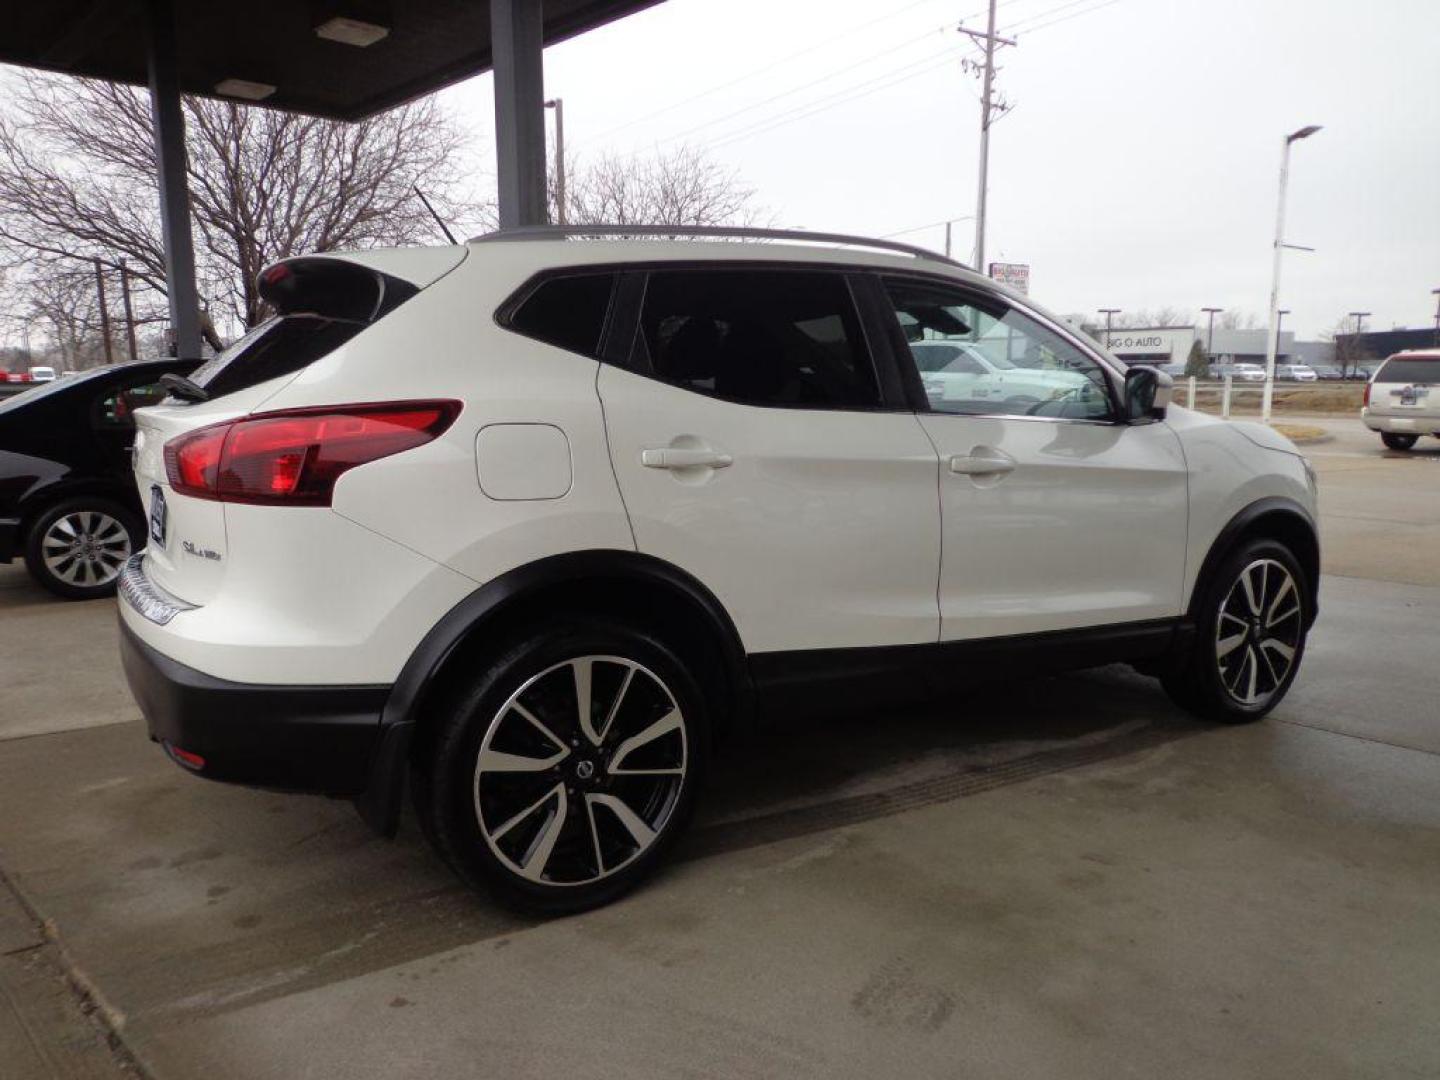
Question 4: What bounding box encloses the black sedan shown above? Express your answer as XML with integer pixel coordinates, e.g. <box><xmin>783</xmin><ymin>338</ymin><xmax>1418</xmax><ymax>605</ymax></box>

<box><xmin>0</xmin><ymin>359</ymin><xmax>197</xmax><ymax>599</ymax></box>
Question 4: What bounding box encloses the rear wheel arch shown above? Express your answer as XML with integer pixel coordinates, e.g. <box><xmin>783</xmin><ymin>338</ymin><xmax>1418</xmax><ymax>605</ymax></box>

<box><xmin>357</xmin><ymin>550</ymin><xmax>752</xmax><ymax>835</ymax></box>
<box><xmin>1191</xmin><ymin>498</ymin><xmax>1319</xmax><ymax>627</ymax></box>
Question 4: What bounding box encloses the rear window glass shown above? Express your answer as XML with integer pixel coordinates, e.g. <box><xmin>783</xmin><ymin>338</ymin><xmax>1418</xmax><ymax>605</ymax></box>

<box><xmin>1376</xmin><ymin>357</ymin><xmax>1440</xmax><ymax>383</ymax></box>
<box><xmin>188</xmin><ymin>316</ymin><xmax>363</xmax><ymax>398</ymax></box>
<box><xmin>508</xmin><ymin>274</ymin><xmax>616</xmax><ymax>357</ymax></box>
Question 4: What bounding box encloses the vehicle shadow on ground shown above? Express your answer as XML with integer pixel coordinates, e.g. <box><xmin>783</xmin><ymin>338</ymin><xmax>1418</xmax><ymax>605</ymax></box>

<box><xmin>686</xmin><ymin>666</ymin><xmax>1202</xmax><ymax>861</ymax></box>
<box><xmin>0</xmin><ymin>662</ymin><xmax>1205</xmax><ymax>1030</ymax></box>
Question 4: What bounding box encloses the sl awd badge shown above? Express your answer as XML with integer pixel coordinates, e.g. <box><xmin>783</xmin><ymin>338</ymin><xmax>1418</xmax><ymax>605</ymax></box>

<box><xmin>182</xmin><ymin>540</ymin><xmax>222</xmax><ymax>562</ymax></box>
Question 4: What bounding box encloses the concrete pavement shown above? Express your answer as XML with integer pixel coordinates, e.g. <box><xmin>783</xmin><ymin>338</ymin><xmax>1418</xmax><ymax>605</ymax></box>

<box><xmin>1</xmin><ymin>414</ymin><xmax>1438</xmax><ymax>1079</ymax></box>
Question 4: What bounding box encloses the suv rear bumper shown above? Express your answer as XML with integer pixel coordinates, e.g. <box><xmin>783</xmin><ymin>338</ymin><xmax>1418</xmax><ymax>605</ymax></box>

<box><xmin>1361</xmin><ymin>409</ymin><xmax>1436</xmax><ymax>434</ymax></box>
<box><xmin>119</xmin><ymin>618</ymin><xmax>390</xmax><ymax>796</ymax></box>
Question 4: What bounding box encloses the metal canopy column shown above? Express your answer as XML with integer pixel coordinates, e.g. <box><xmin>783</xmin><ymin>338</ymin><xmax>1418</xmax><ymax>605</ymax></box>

<box><xmin>143</xmin><ymin>0</ymin><xmax>202</xmax><ymax>358</ymax></box>
<box><xmin>490</xmin><ymin>0</ymin><xmax>548</xmax><ymax>228</ymax></box>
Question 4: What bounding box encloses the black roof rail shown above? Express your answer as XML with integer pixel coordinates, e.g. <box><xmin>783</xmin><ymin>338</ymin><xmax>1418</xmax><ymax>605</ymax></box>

<box><xmin>468</xmin><ymin>224</ymin><xmax>971</xmax><ymax>271</ymax></box>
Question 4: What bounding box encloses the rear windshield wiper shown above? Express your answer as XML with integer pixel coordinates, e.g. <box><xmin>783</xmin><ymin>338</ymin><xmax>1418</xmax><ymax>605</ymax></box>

<box><xmin>160</xmin><ymin>373</ymin><xmax>210</xmax><ymax>403</ymax></box>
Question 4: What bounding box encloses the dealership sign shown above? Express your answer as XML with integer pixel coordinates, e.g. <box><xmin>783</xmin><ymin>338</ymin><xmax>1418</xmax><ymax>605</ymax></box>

<box><xmin>988</xmin><ymin>262</ymin><xmax>1029</xmax><ymax>295</ymax></box>
<box><xmin>1103</xmin><ymin>326</ymin><xmax>1197</xmax><ymax>363</ymax></box>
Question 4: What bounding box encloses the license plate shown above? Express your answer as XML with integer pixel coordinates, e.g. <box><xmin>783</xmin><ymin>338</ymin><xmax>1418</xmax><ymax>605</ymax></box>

<box><xmin>149</xmin><ymin>485</ymin><xmax>168</xmax><ymax>547</ymax></box>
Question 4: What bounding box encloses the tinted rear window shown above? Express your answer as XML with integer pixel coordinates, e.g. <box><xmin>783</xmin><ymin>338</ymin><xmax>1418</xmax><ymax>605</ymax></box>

<box><xmin>1376</xmin><ymin>357</ymin><xmax>1440</xmax><ymax>383</ymax></box>
<box><xmin>188</xmin><ymin>316</ymin><xmax>364</xmax><ymax>398</ymax></box>
<box><xmin>633</xmin><ymin>269</ymin><xmax>879</xmax><ymax>409</ymax></box>
<box><xmin>508</xmin><ymin>273</ymin><xmax>616</xmax><ymax>357</ymax></box>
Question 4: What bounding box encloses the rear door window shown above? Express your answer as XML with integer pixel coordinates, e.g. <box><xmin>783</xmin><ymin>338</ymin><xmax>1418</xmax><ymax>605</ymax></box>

<box><xmin>1376</xmin><ymin>357</ymin><xmax>1440</xmax><ymax>383</ymax></box>
<box><xmin>631</xmin><ymin>269</ymin><xmax>880</xmax><ymax>410</ymax></box>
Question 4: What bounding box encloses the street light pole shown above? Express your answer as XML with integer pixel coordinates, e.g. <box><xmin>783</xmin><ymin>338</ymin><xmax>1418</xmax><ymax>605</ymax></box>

<box><xmin>1347</xmin><ymin>310</ymin><xmax>1371</xmax><ymax>378</ymax></box>
<box><xmin>1261</xmin><ymin>124</ymin><xmax>1321</xmax><ymax>424</ymax></box>
<box><xmin>1201</xmin><ymin>306</ymin><xmax>1222</xmax><ymax>368</ymax></box>
<box><xmin>1431</xmin><ymin>288</ymin><xmax>1439</xmax><ymax>347</ymax></box>
<box><xmin>544</xmin><ymin>97</ymin><xmax>565</xmax><ymax>225</ymax></box>
<box><xmin>1098</xmin><ymin>308</ymin><xmax>1121</xmax><ymax>350</ymax></box>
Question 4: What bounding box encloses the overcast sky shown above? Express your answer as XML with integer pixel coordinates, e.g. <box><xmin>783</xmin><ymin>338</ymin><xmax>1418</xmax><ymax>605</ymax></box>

<box><xmin>440</xmin><ymin>0</ymin><xmax>1440</xmax><ymax>338</ymax></box>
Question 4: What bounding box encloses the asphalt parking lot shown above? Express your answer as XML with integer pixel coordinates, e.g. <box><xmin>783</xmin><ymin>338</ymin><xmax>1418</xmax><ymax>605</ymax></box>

<box><xmin>2</xmin><ymin>416</ymin><xmax>1438</xmax><ymax>1079</ymax></box>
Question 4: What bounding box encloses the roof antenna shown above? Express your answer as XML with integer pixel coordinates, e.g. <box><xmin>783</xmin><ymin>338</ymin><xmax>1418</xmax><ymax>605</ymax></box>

<box><xmin>413</xmin><ymin>186</ymin><xmax>457</xmax><ymax>244</ymax></box>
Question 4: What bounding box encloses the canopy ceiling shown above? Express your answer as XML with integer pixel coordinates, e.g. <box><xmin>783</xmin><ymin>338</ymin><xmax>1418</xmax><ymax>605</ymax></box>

<box><xmin>0</xmin><ymin>1</ymin><xmax>664</xmax><ymax>119</ymax></box>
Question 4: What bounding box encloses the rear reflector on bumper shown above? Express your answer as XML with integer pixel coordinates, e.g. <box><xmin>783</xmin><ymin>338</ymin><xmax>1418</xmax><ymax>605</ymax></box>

<box><xmin>165</xmin><ymin>744</ymin><xmax>206</xmax><ymax>770</ymax></box>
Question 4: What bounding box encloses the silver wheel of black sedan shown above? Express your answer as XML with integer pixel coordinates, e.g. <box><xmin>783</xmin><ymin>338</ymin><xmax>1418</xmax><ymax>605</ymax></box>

<box><xmin>473</xmin><ymin>655</ymin><xmax>689</xmax><ymax>887</ymax></box>
<box><xmin>41</xmin><ymin>510</ymin><xmax>132</xmax><ymax>588</ymax></box>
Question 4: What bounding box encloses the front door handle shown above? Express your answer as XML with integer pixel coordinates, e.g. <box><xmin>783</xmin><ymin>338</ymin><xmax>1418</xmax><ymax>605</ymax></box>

<box><xmin>948</xmin><ymin>450</ymin><xmax>1015</xmax><ymax>477</ymax></box>
<box><xmin>641</xmin><ymin>447</ymin><xmax>734</xmax><ymax>470</ymax></box>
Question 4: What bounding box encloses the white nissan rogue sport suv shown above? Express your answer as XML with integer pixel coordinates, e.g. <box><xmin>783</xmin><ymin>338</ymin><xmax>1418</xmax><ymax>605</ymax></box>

<box><xmin>119</xmin><ymin>227</ymin><xmax>1320</xmax><ymax>913</ymax></box>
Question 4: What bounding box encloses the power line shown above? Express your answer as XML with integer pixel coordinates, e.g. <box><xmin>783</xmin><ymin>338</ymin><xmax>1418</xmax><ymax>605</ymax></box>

<box><xmin>707</xmin><ymin>50</ymin><xmax>961</xmax><ymax>151</ymax></box>
<box><xmin>580</xmin><ymin>0</ymin><xmax>952</xmax><ymax>145</ymax></box>
<box><xmin>1014</xmin><ymin>0</ymin><xmax>1124</xmax><ymax>35</ymax></box>
<box><xmin>1002</xmin><ymin>0</ymin><xmax>1099</xmax><ymax>32</ymax></box>
<box><xmin>651</xmin><ymin>26</ymin><xmax>949</xmax><ymax>149</ymax></box>
<box><xmin>880</xmin><ymin>215</ymin><xmax>976</xmax><ymax>239</ymax></box>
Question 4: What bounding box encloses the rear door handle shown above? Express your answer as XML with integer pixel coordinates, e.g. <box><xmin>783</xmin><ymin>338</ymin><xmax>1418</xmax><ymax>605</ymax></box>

<box><xmin>641</xmin><ymin>447</ymin><xmax>734</xmax><ymax>470</ymax></box>
<box><xmin>948</xmin><ymin>450</ymin><xmax>1015</xmax><ymax>477</ymax></box>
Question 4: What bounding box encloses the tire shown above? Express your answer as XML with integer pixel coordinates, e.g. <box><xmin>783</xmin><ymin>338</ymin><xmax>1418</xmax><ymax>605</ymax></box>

<box><xmin>23</xmin><ymin>497</ymin><xmax>141</xmax><ymax>600</ymax></box>
<box><xmin>1381</xmin><ymin>432</ymin><xmax>1418</xmax><ymax>451</ymax></box>
<box><xmin>1161</xmin><ymin>537</ymin><xmax>1310</xmax><ymax>723</ymax></box>
<box><xmin>418</xmin><ymin>617</ymin><xmax>709</xmax><ymax>914</ymax></box>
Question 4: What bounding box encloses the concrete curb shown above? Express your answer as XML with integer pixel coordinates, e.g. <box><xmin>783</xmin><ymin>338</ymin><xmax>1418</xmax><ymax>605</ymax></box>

<box><xmin>0</xmin><ymin>863</ymin><xmax>147</xmax><ymax>1078</ymax></box>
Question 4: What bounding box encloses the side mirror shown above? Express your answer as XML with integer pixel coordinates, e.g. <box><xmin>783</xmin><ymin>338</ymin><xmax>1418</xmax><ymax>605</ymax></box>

<box><xmin>1123</xmin><ymin>366</ymin><xmax>1172</xmax><ymax>422</ymax></box>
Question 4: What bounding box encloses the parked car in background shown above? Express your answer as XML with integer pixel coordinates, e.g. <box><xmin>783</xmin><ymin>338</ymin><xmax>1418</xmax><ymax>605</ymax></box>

<box><xmin>910</xmin><ymin>339</ymin><xmax>1095</xmax><ymax>409</ymax></box>
<box><xmin>1311</xmin><ymin>364</ymin><xmax>1346</xmax><ymax>381</ymax></box>
<box><xmin>0</xmin><ymin>358</ymin><xmax>198</xmax><ymax>598</ymax></box>
<box><xmin>1276</xmin><ymin>363</ymin><xmax>1318</xmax><ymax>382</ymax></box>
<box><xmin>1211</xmin><ymin>362</ymin><xmax>1267</xmax><ymax>382</ymax></box>
<box><xmin>28</xmin><ymin>366</ymin><xmax>57</xmax><ymax>382</ymax></box>
<box><xmin>117</xmin><ymin>231</ymin><xmax>1320</xmax><ymax>914</ymax></box>
<box><xmin>1361</xmin><ymin>349</ymin><xmax>1440</xmax><ymax>451</ymax></box>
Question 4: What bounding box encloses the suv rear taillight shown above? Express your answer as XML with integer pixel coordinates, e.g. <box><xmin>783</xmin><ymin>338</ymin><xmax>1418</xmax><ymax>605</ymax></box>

<box><xmin>1362</xmin><ymin>382</ymin><xmax>1371</xmax><ymax>408</ymax></box>
<box><xmin>164</xmin><ymin>401</ymin><xmax>460</xmax><ymax>506</ymax></box>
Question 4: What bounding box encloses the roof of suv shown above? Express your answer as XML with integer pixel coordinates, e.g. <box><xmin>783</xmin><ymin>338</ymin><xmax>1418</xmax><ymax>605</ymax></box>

<box><xmin>465</xmin><ymin>225</ymin><xmax>991</xmax><ymax>283</ymax></box>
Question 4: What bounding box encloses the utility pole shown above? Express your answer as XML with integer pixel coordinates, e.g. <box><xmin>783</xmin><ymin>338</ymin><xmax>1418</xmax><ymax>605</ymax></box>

<box><xmin>92</xmin><ymin>257</ymin><xmax>114</xmax><ymax>366</ymax></box>
<box><xmin>1431</xmin><ymin>287</ymin><xmax>1439</xmax><ymax>346</ymax></box>
<box><xmin>957</xmin><ymin>3</ymin><xmax>1015</xmax><ymax>274</ymax></box>
<box><xmin>1347</xmin><ymin>310</ymin><xmax>1371</xmax><ymax>378</ymax></box>
<box><xmin>119</xmin><ymin>259</ymin><xmax>139</xmax><ymax>363</ymax></box>
<box><xmin>545</xmin><ymin>97</ymin><xmax>566</xmax><ymax>225</ymax></box>
<box><xmin>1261</xmin><ymin>124</ymin><xmax>1321</xmax><ymax>423</ymax></box>
<box><xmin>1098</xmin><ymin>308</ymin><xmax>1121</xmax><ymax>349</ymax></box>
<box><xmin>944</xmin><ymin>220</ymin><xmax>952</xmax><ymax>258</ymax></box>
<box><xmin>1201</xmin><ymin>306</ymin><xmax>1222</xmax><ymax>363</ymax></box>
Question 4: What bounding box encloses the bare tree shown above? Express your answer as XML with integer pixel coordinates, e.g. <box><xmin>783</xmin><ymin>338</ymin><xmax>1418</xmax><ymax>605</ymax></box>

<box><xmin>20</xmin><ymin>265</ymin><xmax>108</xmax><ymax>369</ymax></box>
<box><xmin>1320</xmin><ymin>317</ymin><xmax>1372</xmax><ymax>378</ymax></box>
<box><xmin>1113</xmin><ymin>307</ymin><xmax>1193</xmax><ymax>329</ymax></box>
<box><xmin>0</xmin><ymin>71</ymin><xmax>482</xmax><ymax>337</ymax></box>
<box><xmin>551</xmin><ymin>145</ymin><xmax>762</xmax><ymax>228</ymax></box>
<box><xmin>1218</xmin><ymin>310</ymin><xmax>1262</xmax><ymax>330</ymax></box>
